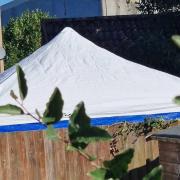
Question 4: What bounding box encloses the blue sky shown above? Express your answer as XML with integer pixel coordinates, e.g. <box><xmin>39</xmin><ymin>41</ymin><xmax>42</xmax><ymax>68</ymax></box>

<box><xmin>0</xmin><ymin>0</ymin><xmax>13</xmax><ymax>6</ymax></box>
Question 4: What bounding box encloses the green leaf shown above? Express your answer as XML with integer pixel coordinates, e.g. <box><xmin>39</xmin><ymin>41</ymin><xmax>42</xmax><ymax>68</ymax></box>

<box><xmin>35</xmin><ymin>109</ymin><xmax>42</xmax><ymax>119</ymax></box>
<box><xmin>10</xmin><ymin>90</ymin><xmax>18</xmax><ymax>100</ymax></box>
<box><xmin>88</xmin><ymin>168</ymin><xmax>107</xmax><ymax>180</ymax></box>
<box><xmin>143</xmin><ymin>165</ymin><xmax>163</xmax><ymax>180</ymax></box>
<box><xmin>88</xmin><ymin>154</ymin><xmax>97</xmax><ymax>161</ymax></box>
<box><xmin>16</xmin><ymin>65</ymin><xmax>28</xmax><ymax>100</ymax></box>
<box><xmin>0</xmin><ymin>104</ymin><xmax>24</xmax><ymax>115</ymax></box>
<box><xmin>46</xmin><ymin>125</ymin><xmax>59</xmax><ymax>140</ymax></box>
<box><xmin>172</xmin><ymin>35</ymin><xmax>180</xmax><ymax>48</ymax></box>
<box><xmin>70</xmin><ymin>101</ymin><xmax>90</xmax><ymax>129</ymax></box>
<box><xmin>43</xmin><ymin>87</ymin><xmax>64</xmax><ymax>124</ymax></box>
<box><xmin>103</xmin><ymin>148</ymin><xmax>134</xmax><ymax>179</ymax></box>
<box><xmin>66</xmin><ymin>145</ymin><xmax>79</xmax><ymax>152</ymax></box>
<box><xmin>42</xmin><ymin>117</ymin><xmax>56</xmax><ymax>124</ymax></box>
<box><xmin>68</xmin><ymin>102</ymin><xmax>111</xmax><ymax>150</ymax></box>
<box><xmin>75</xmin><ymin>127</ymin><xmax>112</xmax><ymax>143</ymax></box>
<box><xmin>173</xmin><ymin>96</ymin><xmax>180</xmax><ymax>105</ymax></box>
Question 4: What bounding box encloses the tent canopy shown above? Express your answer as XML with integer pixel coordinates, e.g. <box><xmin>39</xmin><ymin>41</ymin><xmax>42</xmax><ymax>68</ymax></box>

<box><xmin>0</xmin><ymin>27</ymin><xmax>180</xmax><ymax>132</ymax></box>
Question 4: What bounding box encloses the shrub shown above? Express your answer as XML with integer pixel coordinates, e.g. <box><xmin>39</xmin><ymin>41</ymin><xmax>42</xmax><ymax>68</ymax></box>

<box><xmin>136</xmin><ymin>0</ymin><xmax>180</xmax><ymax>14</ymax></box>
<box><xmin>3</xmin><ymin>9</ymin><xmax>51</xmax><ymax>69</ymax></box>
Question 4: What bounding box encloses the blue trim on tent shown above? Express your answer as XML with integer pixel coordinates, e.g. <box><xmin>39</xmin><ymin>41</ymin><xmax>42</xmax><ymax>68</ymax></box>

<box><xmin>0</xmin><ymin>111</ymin><xmax>180</xmax><ymax>133</ymax></box>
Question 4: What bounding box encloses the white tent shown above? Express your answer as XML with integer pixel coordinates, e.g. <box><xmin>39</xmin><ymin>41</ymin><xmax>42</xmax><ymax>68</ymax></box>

<box><xmin>0</xmin><ymin>27</ymin><xmax>180</xmax><ymax>132</ymax></box>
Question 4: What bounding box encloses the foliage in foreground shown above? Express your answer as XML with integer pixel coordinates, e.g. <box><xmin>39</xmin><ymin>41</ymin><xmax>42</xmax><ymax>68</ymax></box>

<box><xmin>0</xmin><ymin>65</ymin><xmax>162</xmax><ymax>180</ymax></box>
<box><xmin>3</xmin><ymin>10</ymin><xmax>51</xmax><ymax>69</ymax></box>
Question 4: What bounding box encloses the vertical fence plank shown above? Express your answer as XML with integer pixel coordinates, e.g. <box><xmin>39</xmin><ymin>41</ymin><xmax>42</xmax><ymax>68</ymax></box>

<box><xmin>33</xmin><ymin>131</ymin><xmax>46</xmax><ymax>180</ymax></box>
<box><xmin>7</xmin><ymin>133</ymin><xmax>20</xmax><ymax>180</ymax></box>
<box><xmin>25</xmin><ymin>131</ymin><xmax>41</xmax><ymax>180</ymax></box>
<box><xmin>0</xmin><ymin>134</ymin><xmax>9</xmax><ymax>180</ymax></box>
<box><xmin>43</xmin><ymin>131</ymin><xmax>56</xmax><ymax>180</ymax></box>
<box><xmin>16</xmin><ymin>132</ymin><xmax>28</xmax><ymax>179</ymax></box>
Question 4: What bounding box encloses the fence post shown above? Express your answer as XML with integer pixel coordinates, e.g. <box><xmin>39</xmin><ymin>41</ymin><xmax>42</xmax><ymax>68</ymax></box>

<box><xmin>0</xmin><ymin>8</ymin><xmax>4</xmax><ymax>73</ymax></box>
<box><xmin>152</xmin><ymin>126</ymin><xmax>180</xmax><ymax>179</ymax></box>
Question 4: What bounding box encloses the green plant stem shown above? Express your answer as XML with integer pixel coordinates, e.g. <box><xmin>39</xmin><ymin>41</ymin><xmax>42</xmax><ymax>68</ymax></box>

<box><xmin>78</xmin><ymin>150</ymin><xmax>100</xmax><ymax>168</ymax></box>
<box><xmin>15</xmin><ymin>98</ymin><xmax>42</xmax><ymax>124</ymax></box>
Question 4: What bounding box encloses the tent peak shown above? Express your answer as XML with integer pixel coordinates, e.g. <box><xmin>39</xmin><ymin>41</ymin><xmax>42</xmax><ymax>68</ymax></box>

<box><xmin>55</xmin><ymin>27</ymin><xmax>81</xmax><ymax>40</ymax></box>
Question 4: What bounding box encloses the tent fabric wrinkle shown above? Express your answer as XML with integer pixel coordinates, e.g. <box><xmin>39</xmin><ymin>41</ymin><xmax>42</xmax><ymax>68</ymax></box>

<box><xmin>0</xmin><ymin>27</ymin><xmax>180</xmax><ymax>132</ymax></box>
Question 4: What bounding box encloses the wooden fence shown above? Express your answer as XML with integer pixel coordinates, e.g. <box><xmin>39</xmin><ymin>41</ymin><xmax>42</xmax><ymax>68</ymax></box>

<box><xmin>0</xmin><ymin>124</ymin><xmax>161</xmax><ymax>180</ymax></box>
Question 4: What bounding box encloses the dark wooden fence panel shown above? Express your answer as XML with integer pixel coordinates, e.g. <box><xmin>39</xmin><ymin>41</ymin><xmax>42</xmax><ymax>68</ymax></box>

<box><xmin>0</xmin><ymin>124</ymin><xmax>160</xmax><ymax>180</ymax></box>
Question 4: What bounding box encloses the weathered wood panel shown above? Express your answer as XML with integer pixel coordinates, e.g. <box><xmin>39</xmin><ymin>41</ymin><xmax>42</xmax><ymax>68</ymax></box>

<box><xmin>101</xmin><ymin>0</ymin><xmax>138</xmax><ymax>16</ymax></box>
<box><xmin>0</xmin><ymin>124</ymin><xmax>160</xmax><ymax>180</ymax></box>
<box><xmin>159</xmin><ymin>141</ymin><xmax>180</xmax><ymax>180</ymax></box>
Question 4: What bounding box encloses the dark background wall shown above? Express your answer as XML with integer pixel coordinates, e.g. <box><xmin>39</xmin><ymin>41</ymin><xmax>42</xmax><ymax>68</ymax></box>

<box><xmin>1</xmin><ymin>0</ymin><xmax>102</xmax><ymax>25</ymax></box>
<box><xmin>41</xmin><ymin>13</ymin><xmax>180</xmax><ymax>77</ymax></box>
